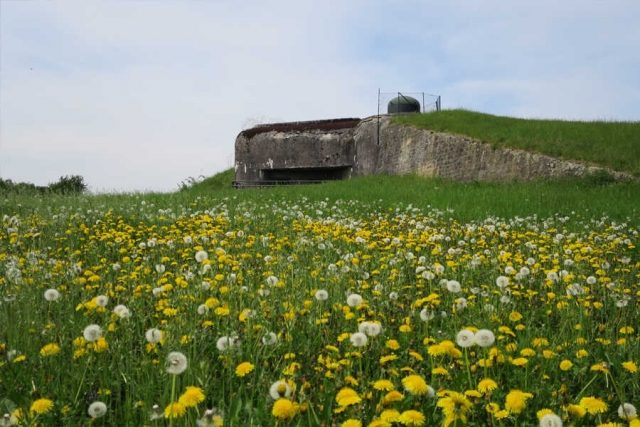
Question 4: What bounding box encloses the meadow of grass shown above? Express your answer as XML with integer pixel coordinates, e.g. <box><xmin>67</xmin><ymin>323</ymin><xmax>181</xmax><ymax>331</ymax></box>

<box><xmin>392</xmin><ymin>110</ymin><xmax>640</xmax><ymax>176</ymax></box>
<box><xmin>0</xmin><ymin>174</ymin><xmax>638</xmax><ymax>426</ymax></box>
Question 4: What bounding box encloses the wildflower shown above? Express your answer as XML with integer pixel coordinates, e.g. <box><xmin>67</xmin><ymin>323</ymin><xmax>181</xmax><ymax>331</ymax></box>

<box><xmin>82</xmin><ymin>324</ymin><xmax>102</xmax><ymax>342</ymax></box>
<box><xmin>496</xmin><ymin>276</ymin><xmax>509</xmax><ymax>288</ymax></box>
<box><xmin>437</xmin><ymin>392</ymin><xmax>472</xmax><ymax>424</ymax></box>
<box><xmin>618</xmin><ymin>403</ymin><xmax>637</xmax><ymax>420</ymax></box>
<box><xmin>272</xmin><ymin>398</ymin><xmax>297</xmax><ymax>419</ymax></box>
<box><xmin>456</xmin><ymin>329</ymin><xmax>475</xmax><ymax>348</ymax></box>
<box><xmin>269</xmin><ymin>381</ymin><xmax>292</xmax><ymax>399</ymax></box>
<box><xmin>30</xmin><ymin>398</ymin><xmax>54</xmax><ymax>415</ymax></box>
<box><xmin>446</xmin><ymin>280</ymin><xmax>461</xmax><ymax>293</ymax></box>
<box><xmin>44</xmin><ymin>289</ymin><xmax>60</xmax><ymax>301</ymax></box>
<box><xmin>380</xmin><ymin>409</ymin><xmax>400</xmax><ymax>421</ymax></box>
<box><xmin>0</xmin><ymin>412</ymin><xmax>18</xmax><ymax>426</ymax></box>
<box><xmin>474</xmin><ymin>329</ymin><xmax>495</xmax><ymax>347</ymax></box>
<box><xmin>197</xmin><ymin>408</ymin><xmax>224</xmax><ymax>427</ymax></box>
<box><xmin>579</xmin><ymin>397</ymin><xmax>608</xmax><ymax>415</ymax></box>
<box><xmin>336</xmin><ymin>388</ymin><xmax>361</xmax><ymax>406</ymax></box>
<box><xmin>113</xmin><ymin>305</ymin><xmax>131</xmax><ymax>319</ymax></box>
<box><xmin>95</xmin><ymin>295</ymin><xmax>108</xmax><ymax>307</ymax></box>
<box><xmin>262</xmin><ymin>331</ymin><xmax>278</xmax><ymax>345</ymax></box>
<box><xmin>235</xmin><ymin>362</ymin><xmax>255</xmax><ymax>377</ymax></box>
<box><xmin>87</xmin><ymin>401</ymin><xmax>107</xmax><ymax>418</ymax></box>
<box><xmin>315</xmin><ymin>289</ymin><xmax>329</xmax><ymax>301</ymax></box>
<box><xmin>145</xmin><ymin>328</ymin><xmax>163</xmax><ymax>343</ymax></box>
<box><xmin>565</xmin><ymin>403</ymin><xmax>586</xmax><ymax>418</ymax></box>
<box><xmin>166</xmin><ymin>351</ymin><xmax>188</xmax><ymax>375</ymax></box>
<box><xmin>149</xmin><ymin>404</ymin><xmax>163</xmax><ymax>421</ymax></box>
<box><xmin>381</xmin><ymin>391</ymin><xmax>404</xmax><ymax>406</ymax></box>
<box><xmin>373</xmin><ymin>379</ymin><xmax>395</xmax><ymax>391</ymax></box>
<box><xmin>420</xmin><ymin>309</ymin><xmax>435</xmax><ymax>321</ymax></box>
<box><xmin>216</xmin><ymin>336</ymin><xmax>237</xmax><ymax>352</ymax></box>
<box><xmin>342</xmin><ymin>420</ymin><xmax>362</xmax><ymax>427</ymax></box>
<box><xmin>164</xmin><ymin>402</ymin><xmax>186</xmax><ymax>419</ymax></box>
<box><xmin>386</xmin><ymin>340</ymin><xmax>400</xmax><ymax>350</ymax></box>
<box><xmin>505</xmin><ymin>390</ymin><xmax>533</xmax><ymax>414</ymax></box>
<box><xmin>402</xmin><ymin>375</ymin><xmax>429</xmax><ymax>396</ymax></box>
<box><xmin>539</xmin><ymin>413</ymin><xmax>563</xmax><ymax>427</ymax></box>
<box><xmin>359</xmin><ymin>321</ymin><xmax>382</xmax><ymax>336</ymax></box>
<box><xmin>92</xmin><ymin>337</ymin><xmax>109</xmax><ymax>352</ymax></box>
<box><xmin>477</xmin><ymin>378</ymin><xmax>498</xmax><ymax>394</ymax></box>
<box><xmin>350</xmin><ymin>332</ymin><xmax>368</xmax><ymax>347</ymax></box>
<box><xmin>347</xmin><ymin>293</ymin><xmax>363</xmax><ymax>307</ymax></box>
<box><xmin>397</xmin><ymin>410</ymin><xmax>425</xmax><ymax>426</ymax></box>
<box><xmin>39</xmin><ymin>343</ymin><xmax>60</xmax><ymax>357</ymax></box>
<box><xmin>195</xmin><ymin>250</ymin><xmax>208</xmax><ymax>262</ymax></box>
<box><xmin>622</xmin><ymin>361</ymin><xmax>638</xmax><ymax>373</ymax></box>
<box><xmin>559</xmin><ymin>360</ymin><xmax>573</xmax><ymax>371</ymax></box>
<box><xmin>266</xmin><ymin>275</ymin><xmax>279</xmax><ymax>286</ymax></box>
<box><xmin>179</xmin><ymin>386</ymin><xmax>205</xmax><ymax>407</ymax></box>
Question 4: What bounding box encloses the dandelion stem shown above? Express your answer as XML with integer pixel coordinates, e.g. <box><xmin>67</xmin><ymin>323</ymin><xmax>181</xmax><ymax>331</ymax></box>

<box><xmin>73</xmin><ymin>353</ymin><xmax>92</xmax><ymax>405</ymax></box>
<box><xmin>575</xmin><ymin>374</ymin><xmax>598</xmax><ymax>401</ymax></box>
<box><xmin>464</xmin><ymin>349</ymin><xmax>474</xmax><ymax>390</ymax></box>
<box><xmin>169</xmin><ymin>373</ymin><xmax>177</xmax><ymax>427</ymax></box>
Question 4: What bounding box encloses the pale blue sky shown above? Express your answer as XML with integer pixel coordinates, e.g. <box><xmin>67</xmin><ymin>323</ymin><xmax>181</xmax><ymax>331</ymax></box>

<box><xmin>1</xmin><ymin>1</ymin><xmax>639</xmax><ymax>192</ymax></box>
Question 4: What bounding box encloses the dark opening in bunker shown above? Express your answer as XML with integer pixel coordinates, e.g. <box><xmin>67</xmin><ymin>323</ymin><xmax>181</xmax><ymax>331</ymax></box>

<box><xmin>261</xmin><ymin>166</ymin><xmax>351</xmax><ymax>182</ymax></box>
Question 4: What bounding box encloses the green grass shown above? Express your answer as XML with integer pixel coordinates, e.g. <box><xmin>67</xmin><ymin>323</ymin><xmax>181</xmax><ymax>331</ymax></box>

<box><xmin>181</xmin><ymin>169</ymin><xmax>639</xmax><ymax>228</ymax></box>
<box><xmin>392</xmin><ymin>110</ymin><xmax>640</xmax><ymax>176</ymax></box>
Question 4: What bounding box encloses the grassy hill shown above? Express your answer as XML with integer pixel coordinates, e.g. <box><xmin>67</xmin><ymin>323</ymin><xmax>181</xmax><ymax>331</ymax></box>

<box><xmin>392</xmin><ymin>110</ymin><xmax>640</xmax><ymax>176</ymax></box>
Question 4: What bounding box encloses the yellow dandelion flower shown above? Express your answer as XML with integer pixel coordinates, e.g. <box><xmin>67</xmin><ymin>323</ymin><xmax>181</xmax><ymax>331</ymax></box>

<box><xmin>367</xmin><ymin>420</ymin><xmax>392</xmax><ymax>427</ymax></box>
<box><xmin>536</xmin><ymin>408</ymin><xmax>554</xmax><ymax>418</ymax></box>
<box><xmin>401</xmin><ymin>375</ymin><xmax>428</xmax><ymax>396</ymax></box>
<box><xmin>385</xmin><ymin>340</ymin><xmax>400</xmax><ymax>350</ymax></box>
<box><xmin>373</xmin><ymin>379</ymin><xmax>395</xmax><ymax>391</ymax></box>
<box><xmin>30</xmin><ymin>398</ymin><xmax>54</xmax><ymax>415</ymax></box>
<box><xmin>485</xmin><ymin>402</ymin><xmax>500</xmax><ymax>413</ymax></box>
<box><xmin>579</xmin><ymin>396</ymin><xmax>608</xmax><ymax>415</ymax></box>
<box><xmin>380</xmin><ymin>409</ymin><xmax>400</xmax><ymax>422</ymax></box>
<box><xmin>342</xmin><ymin>419</ymin><xmax>362</xmax><ymax>427</ymax></box>
<box><xmin>504</xmin><ymin>390</ymin><xmax>533</xmax><ymax>414</ymax></box>
<box><xmin>178</xmin><ymin>386</ymin><xmax>205</xmax><ymax>407</ymax></box>
<box><xmin>164</xmin><ymin>402</ymin><xmax>186</xmax><ymax>419</ymax></box>
<box><xmin>511</xmin><ymin>357</ymin><xmax>528</xmax><ymax>367</ymax></box>
<box><xmin>408</xmin><ymin>351</ymin><xmax>423</xmax><ymax>361</ymax></box>
<box><xmin>336</xmin><ymin>388</ymin><xmax>361</xmax><ymax>407</ymax></box>
<box><xmin>397</xmin><ymin>409</ymin><xmax>425</xmax><ymax>427</ymax></box>
<box><xmin>495</xmin><ymin>409</ymin><xmax>509</xmax><ymax>420</ymax></box>
<box><xmin>520</xmin><ymin>348</ymin><xmax>536</xmax><ymax>357</ymax></box>
<box><xmin>92</xmin><ymin>337</ymin><xmax>109</xmax><ymax>353</ymax></box>
<box><xmin>381</xmin><ymin>391</ymin><xmax>404</xmax><ymax>406</ymax></box>
<box><xmin>477</xmin><ymin>378</ymin><xmax>498</xmax><ymax>394</ymax></box>
<box><xmin>427</xmin><ymin>344</ymin><xmax>446</xmax><ymax>357</ymax></box>
<box><xmin>39</xmin><ymin>343</ymin><xmax>60</xmax><ymax>357</ymax></box>
<box><xmin>464</xmin><ymin>390</ymin><xmax>482</xmax><ymax>398</ymax></box>
<box><xmin>509</xmin><ymin>311</ymin><xmax>523</xmax><ymax>322</ymax></box>
<box><xmin>235</xmin><ymin>362</ymin><xmax>255</xmax><ymax>377</ymax></box>
<box><xmin>560</xmin><ymin>360</ymin><xmax>573</xmax><ymax>371</ymax></box>
<box><xmin>380</xmin><ymin>355</ymin><xmax>398</xmax><ymax>364</ymax></box>
<box><xmin>437</xmin><ymin>391</ymin><xmax>472</xmax><ymax>424</ymax></box>
<box><xmin>576</xmin><ymin>349</ymin><xmax>589</xmax><ymax>359</ymax></box>
<box><xmin>622</xmin><ymin>361</ymin><xmax>637</xmax><ymax>373</ymax></box>
<box><xmin>565</xmin><ymin>403</ymin><xmax>586</xmax><ymax>418</ymax></box>
<box><xmin>272</xmin><ymin>398</ymin><xmax>297</xmax><ymax>419</ymax></box>
<box><xmin>432</xmin><ymin>367</ymin><xmax>449</xmax><ymax>376</ymax></box>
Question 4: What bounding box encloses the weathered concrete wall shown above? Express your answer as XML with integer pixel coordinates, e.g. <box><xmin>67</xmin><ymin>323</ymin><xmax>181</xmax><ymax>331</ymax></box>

<box><xmin>235</xmin><ymin>115</ymin><xmax>632</xmax><ymax>184</ymax></box>
<box><xmin>235</xmin><ymin>128</ymin><xmax>356</xmax><ymax>181</ymax></box>
<box><xmin>354</xmin><ymin>116</ymin><xmax>631</xmax><ymax>181</ymax></box>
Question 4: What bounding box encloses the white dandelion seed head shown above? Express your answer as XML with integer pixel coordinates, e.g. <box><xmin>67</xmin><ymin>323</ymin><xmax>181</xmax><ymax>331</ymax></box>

<box><xmin>266</xmin><ymin>275</ymin><xmax>279</xmax><ymax>287</ymax></box>
<box><xmin>422</xmin><ymin>270</ymin><xmax>435</xmax><ymax>280</ymax></box>
<box><xmin>618</xmin><ymin>403</ymin><xmax>637</xmax><ymax>420</ymax></box>
<box><xmin>616</xmin><ymin>299</ymin><xmax>628</xmax><ymax>308</ymax></box>
<box><xmin>269</xmin><ymin>380</ymin><xmax>292</xmax><ymax>400</ymax></box>
<box><xmin>420</xmin><ymin>309</ymin><xmax>435</xmax><ymax>322</ymax></box>
<box><xmin>112</xmin><ymin>263</ymin><xmax>121</xmax><ymax>271</ymax></box>
<box><xmin>586</xmin><ymin>276</ymin><xmax>597</xmax><ymax>285</ymax></box>
<box><xmin>426</xmin><ymin>385</ymin><xmax>436</xmax><ymax>398</ymax></box>
<box><xmin>446</xmin><ymin>280</ymin><xmax>461</xmax><ymax>293</ymax></box>
<box><xmin>145</xmin><ymin>328</ymin><xmax>163</xmax><ymax>344</ymax></box>
<box><xmin>197</xmin><ymin>304</ymin><xmax>210</xmax><ymax>315</ymax></box>
<box><xmin>504</xmin><ymin>266</ymin><xmax>515</xmax><ymax>275</ymax></box>
<box><xmin>350</xmin><ymin>332</ymin><xmax>368</xmax><ymax>347</ymax></box>
<box><xmin>113</xmin><ymin>305</ymin><xmax>131</xmax><ymax>319</ymax></box>
<box><xmin>216</xmin><ymin>336</ymin><xmax>237</xmax><ymax>352</ymax></box>
<box><xmin>44</xmin><ymin>289</ymin><xmax>60</xmax><ymax>302</ymax></box>
<box><xmin>374</xmin><ymin>284</ymin><xmax>384</xmax><ymax>292</ymax></box>
<box><xmin>547</xmin><ymin>271</ymin><xmax>559</xmax><ymax>282</ymax></box>
<box><xmin>388</xmin><ymin>291</ymin><xmax>399</xmax><ymax>300</ymax></box>
<box><xmin>435</xmin><ymin>265</ymin><xmax>445</xmax><ymax>274</ymax></box>
<box><xmin>484</xmin><ymin>304</ymin><xmax>496</xmax><ymax>312</ymax></box>
<box><xmin>87</xmin><ymin>401</ymin><xmax>107</xmax><ymax>418</ymax></box>
<box><xmin>474</xmin><ymin>329</ymin><xmax>496</xmax><ymax>347</ymax></box>
<box><xmin>183</xmin><ymin>235</ymin><xmax>193</xmax><ymax>244</ymax></box>
<box><xmin>155</xmin><ymin>264</ymin><xmax>165</xmax><ymax>273</ymax></box>
<box><xmin>201</xmin><ymin>281</ymin><xmax>211</xmax><ymax>291</ymax></box>
<box><xmin>149</xmin><ymin>404</ymin><xmax>163</xmax><ymax>421</ymax></box>
<box><xmin>257</xmin><ymin>288</ymin><xmax>270</xmax><ymax>297</ymax></box>
<box><xmin>262</xmin><ymin>332</ymin><xmax>278</xmax><ymax>345</ymax></box>
<box><xmin>315</xmin><ymin>289</ymin><xmax>329</xmax><ymax>301</ymax></box>
<box><xmin>539</xmin><ymin>413</ymin><xmax>563</xmax><ymax>427</ymax></box>
<box><xmin>346</xmin><ymin>293</ymin><xmax>363</xmax><ymax>307</ymax></box>
<box><xmin>152</xmin><ymin>286</ymin><xmax>164</xmax><ymax>296</ymax></box>
<box><xmin>500</xmin><ymin>295</ymin><xmax>511</xmax><ymax>304</ymax></box>
<box><xmin>358</xmin><ymin>321</ymin><xmax>382</xmax><ymax>337</ymax></box>
<box><xmin>95</xmin><ymin>295</ymin><xmax>109</xmax><ymax>307</ymax></box>
<box><xmin>166</xmin><ymin>351</ymin><xmax>188</xmax><ymax>375</ymax></box>
<box><xmin>201</xmin><ymin>264</ymin><xmax>212</xmax><ymax>274</ymax></box>
<box><xmin>455</xmin><ymin>297</ymin><xmax>467</xmax><ymax>310</ymax></box>
<box><xmin>83</xmin><ymin>324</ymin><xmax>102</xmax><ymax>342</ymax></box>
<box><xmin>195</xmin><ymin>250</ymin><xmax>208</xmax><ymax>262</ymax></box>
<box><xmin>496</xmin><ymin>276</ymin><xmax>510</xmax><ymax>288</ymax></box>
<box><xmin>456</xmin><ymin>329</ymin><xmax>476</xmax><ymax>348</ymax></box>
<box><xmin>519</xmin><ymin>266</ymin><xmax>530</xmax><ymax>276</ymax></box>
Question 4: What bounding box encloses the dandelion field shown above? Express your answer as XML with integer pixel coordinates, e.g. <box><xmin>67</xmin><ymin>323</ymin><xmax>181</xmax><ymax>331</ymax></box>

<box><xmin>1</xmin><ymin>177</ymin><xmax>638</xmax><ymax>426</ymax></box>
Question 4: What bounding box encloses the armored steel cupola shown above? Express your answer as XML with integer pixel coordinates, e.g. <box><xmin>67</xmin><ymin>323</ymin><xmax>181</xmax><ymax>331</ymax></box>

<box><xmin>387</xmin><ymin>95</ymin><xmax>420</xmax><ymax>114</ymax></box>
